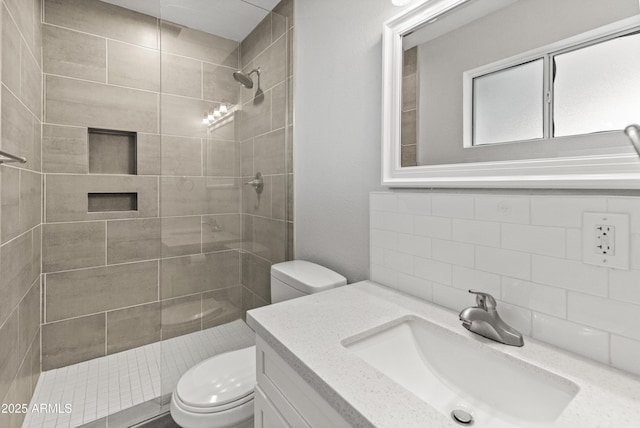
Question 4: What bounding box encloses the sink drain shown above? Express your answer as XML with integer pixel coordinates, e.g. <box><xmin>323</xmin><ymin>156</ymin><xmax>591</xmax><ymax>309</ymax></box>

<box><xmin>451</xmin><ymin>409</ymin><xmax>474</xmax><ymax>425</ymax></box>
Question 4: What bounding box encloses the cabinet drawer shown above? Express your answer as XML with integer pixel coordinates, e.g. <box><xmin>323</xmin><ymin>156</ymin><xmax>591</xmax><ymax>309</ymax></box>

<box><xmin>255</xmin><ymin>386</ymin><xmax>292</xmax><ymax>428</ymax></box>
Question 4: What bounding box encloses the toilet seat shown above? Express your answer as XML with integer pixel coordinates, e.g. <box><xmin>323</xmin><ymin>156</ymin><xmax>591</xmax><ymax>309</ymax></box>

<box><xmin>171</xmin><ymin>346</ymin><xmax>257</xmax><ymax>428</ymax></box>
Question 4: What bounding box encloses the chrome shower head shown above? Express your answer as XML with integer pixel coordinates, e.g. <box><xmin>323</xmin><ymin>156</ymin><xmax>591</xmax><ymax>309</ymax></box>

<box><xmin>233</xmin><ymin>68</ymin><xmax>260</xmax><ymax>89</ymax></box>
<box><xmin>625</xmin><ymin>124</ymin><xmax>640</xmax><ymax>157</ymax></box>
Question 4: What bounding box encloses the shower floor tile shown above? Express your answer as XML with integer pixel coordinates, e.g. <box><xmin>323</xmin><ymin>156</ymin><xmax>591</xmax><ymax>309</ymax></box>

<box><xmin>23</xmin><ymin>320</ymin><xmax>255</xmax><ymax>428</ymax></box>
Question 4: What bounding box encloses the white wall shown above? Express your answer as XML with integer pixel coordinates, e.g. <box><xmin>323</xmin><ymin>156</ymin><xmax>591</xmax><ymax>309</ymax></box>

<box><xmin>294</xmin><ymin>0</ymin><xmax>414</xmax><ymax>282</ymax></box>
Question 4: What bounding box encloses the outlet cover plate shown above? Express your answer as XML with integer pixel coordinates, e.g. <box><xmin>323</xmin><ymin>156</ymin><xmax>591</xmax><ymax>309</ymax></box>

<box><xmin>583</xmin><ymin>212</ymin><xmax>629</xmax><ymax>269</ymax></box>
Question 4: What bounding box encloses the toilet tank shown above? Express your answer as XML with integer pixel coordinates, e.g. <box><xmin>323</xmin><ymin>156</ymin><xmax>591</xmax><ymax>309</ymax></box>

<box><xmin>270</xmin><ymin>260</ymin><xmax>347</xmax><ymax>303</ymax></box>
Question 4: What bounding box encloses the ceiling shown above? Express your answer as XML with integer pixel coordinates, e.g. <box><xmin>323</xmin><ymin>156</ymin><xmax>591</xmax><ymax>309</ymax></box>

<box><xmin>100</xmin><ymin>0</ymin><xmax>281</xmax><ymax>41</ymax></box>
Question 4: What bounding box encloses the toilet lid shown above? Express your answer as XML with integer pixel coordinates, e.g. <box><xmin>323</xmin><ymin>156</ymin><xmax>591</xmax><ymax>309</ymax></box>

<box><xmin>176</xmin><ymin>346</ymin><xmax>256</xmax><ymax>409</ymax></box>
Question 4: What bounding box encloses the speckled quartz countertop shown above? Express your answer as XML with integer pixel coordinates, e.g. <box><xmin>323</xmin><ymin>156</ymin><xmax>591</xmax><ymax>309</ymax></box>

<box><xmin>247</xmin><ymin>281</ymin><xmax>640</xmax><ymax>427</ymax></box>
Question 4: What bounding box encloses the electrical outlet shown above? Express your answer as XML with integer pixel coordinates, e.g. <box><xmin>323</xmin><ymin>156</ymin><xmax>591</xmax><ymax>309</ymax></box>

<box><xmin>583</xmin><ymin>213</ymin><xmax>629</xmax><ymax>269</ymax></box>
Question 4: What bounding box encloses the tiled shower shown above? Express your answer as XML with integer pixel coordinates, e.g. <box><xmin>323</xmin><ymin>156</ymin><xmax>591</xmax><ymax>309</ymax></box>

<box><xmin>0</xmin><ymin>0</ymin><xmax>294</xmax><ymax>426</ymax></box>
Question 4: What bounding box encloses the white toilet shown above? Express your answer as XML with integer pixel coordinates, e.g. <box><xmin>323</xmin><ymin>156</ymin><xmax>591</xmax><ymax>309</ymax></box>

<box><xmin>170</xmin><ymin>260</ymin><xmax>347</xmax><ymax>428</ymax></box>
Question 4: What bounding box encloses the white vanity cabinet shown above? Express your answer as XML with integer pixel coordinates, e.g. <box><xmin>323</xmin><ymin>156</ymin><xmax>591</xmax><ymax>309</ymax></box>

<box><xmin>254</xmin><ymin>336</ymin><xmax>351</xmax><ymax>428</ymax></box>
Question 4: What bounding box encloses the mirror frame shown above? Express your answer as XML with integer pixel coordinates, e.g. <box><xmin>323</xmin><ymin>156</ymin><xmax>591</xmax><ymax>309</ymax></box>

<box><xmin>381</xmin><ymin>0</ymin><xmax>640</xmax><ymax>189</ymax></box>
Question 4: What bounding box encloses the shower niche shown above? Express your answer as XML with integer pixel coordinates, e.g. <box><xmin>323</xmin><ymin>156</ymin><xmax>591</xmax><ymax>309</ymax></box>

<box><xmin>88</xmin><ymin>128</ymin><xmax>137</xmax><ymax>175</ymax></box>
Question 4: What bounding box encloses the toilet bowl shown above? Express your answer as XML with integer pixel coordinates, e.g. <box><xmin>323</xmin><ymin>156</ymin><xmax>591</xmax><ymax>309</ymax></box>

<box><xmin>170</xmin><ymin>260</ymin><xmax>346</xmax><ymax>428</ymax></box>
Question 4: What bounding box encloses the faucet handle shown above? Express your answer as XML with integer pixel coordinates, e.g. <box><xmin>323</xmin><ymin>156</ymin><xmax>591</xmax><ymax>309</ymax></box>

<box><xmin>468</xmin><ymin>290</ymin><xmax>497</xmax><ymax>311</ymax></box>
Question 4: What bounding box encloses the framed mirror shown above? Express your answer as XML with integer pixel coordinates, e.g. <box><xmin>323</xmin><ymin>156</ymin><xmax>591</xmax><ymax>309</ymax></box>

<box><xmin>382</xmin><ymin>0</ymin><xmax>640</xmax><ymax>188</ymax></box>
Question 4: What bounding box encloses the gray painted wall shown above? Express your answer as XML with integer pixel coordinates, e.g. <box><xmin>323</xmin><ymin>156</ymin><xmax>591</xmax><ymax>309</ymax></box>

<box><xmin>294</xmin><ymin>0</ymin><xmax>414</xmax><ymax>282</ymax></box>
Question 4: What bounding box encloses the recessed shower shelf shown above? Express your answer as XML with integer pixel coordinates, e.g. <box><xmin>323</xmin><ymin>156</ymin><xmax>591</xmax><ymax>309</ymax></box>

<box><xmin>88</xmin><ymin>193</ymin><xmax>138</xmax><ymax>212</ymax></box>
<box><xmin>88</xmin><ymin>128</ymin><xmax>137</xmax><ymax>175</ymax></box>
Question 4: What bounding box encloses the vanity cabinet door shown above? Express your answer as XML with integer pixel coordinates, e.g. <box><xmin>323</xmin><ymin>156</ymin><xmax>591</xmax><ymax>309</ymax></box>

<box><xmin>255</xmin><ymin>386</ymin><xmax>291</xmax><ymax>428</ymax></box>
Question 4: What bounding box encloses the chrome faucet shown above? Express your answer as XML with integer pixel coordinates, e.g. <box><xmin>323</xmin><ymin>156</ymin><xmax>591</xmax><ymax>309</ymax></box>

<box><xmin>459</xmin><ymin>290</ymin><xmax>524</xmax><ymax>347</ymax></box>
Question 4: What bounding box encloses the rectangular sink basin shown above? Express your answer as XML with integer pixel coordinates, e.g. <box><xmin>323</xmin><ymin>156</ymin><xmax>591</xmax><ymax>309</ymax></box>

<box><xmin>342</xmin><ymin>316</ymin><xmax>579</xmax><ymax>427</ymax></box>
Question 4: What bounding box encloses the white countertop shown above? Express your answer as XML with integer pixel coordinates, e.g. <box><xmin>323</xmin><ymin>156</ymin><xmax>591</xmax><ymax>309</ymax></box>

<box><xmin>247</xmin><ymin>281</ymin><xmax>640</xmax><ymax>427</ymax></box>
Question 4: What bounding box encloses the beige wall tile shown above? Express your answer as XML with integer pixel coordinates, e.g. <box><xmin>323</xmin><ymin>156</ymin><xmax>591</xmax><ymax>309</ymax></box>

<box><xmin>202</xmin><ymin>214</ymin><xmax>241</xmax><ymax>253</ymax></box>
<box><xmin>42</xmin><ymin>313</ymin><xmax>106</xmax><ymax>370</ymax></box>
<box><xmin>160</xmin><ymin>177</ymin><xmax>239</xmax><ymax>217</ymax></box>
<box><xmin>205</xmin><ymin>139</ymin><xmax>238</xmax><ymax>177</ymax></box>
<box><xmin>238</xmin><ymin>90</ymin><xmax>271</xmax><ymax>140</ymax></box>
<box><xmin>31</xmin><ymin>226</ymin><xmax>41</xmax><ymax>285</ymax></box>
<box><xmin>45</xmin><ymin>75</ymin><xmax>158</xmax><ymax>133</ymax></box>
<box><xmin>271</xmin><ymin>174</ymin><xmax>286</xmax><ymax>220</ymax></box>
<box><xmin>2</xmin><ymin>86</ymin><xmax>39</xmax><ymax>172</ymax></box>
<box><xmin>46</xmin><ymin>261</ymin><xmax>158</xmax><ymax>321</ymax></box>
<box><xmin>137</xmin><ymin>133</ymin><xmax>161</xmax><ymax>175</ymax></box>
<box><xmin>45</xmin><ymin>174</ymin><xmax>158</xmax><ymax>222</ymax></box>
<box><xmin>43</xmin><ymin>24</ymin><xmax>106</xmax><ymax>83</ymax></box>
<box><xmin>161</xmin><ymin>295</ymin><xmax>201</xmax><ymax>339</ymax></box>
<box><xmin>203</xmin><ymin>63</ymin><xmax>239</xmax><ymax>104</ymax></box>
<box><xmin>273</xmin><ymin>0</ymin><xmax>294</xmax><ymax>28</ymax></box>
<box><xmin>241</xmin><ymin>286</ymin><xmax>255</xmax><ymax>313</ymax></box>
<box><xmin>252</xmin><ymin>217</ymin><xmax>286</xmax><ymax>263</ymax></box>
<box><xmin>107</xmin><ymin>40</ymin><xmax>159</xmax><ymax>91</ymax></box>
<box><xmin>254</xmin><ymin>128</ymin><xmax>285</xmax><ymax>175</ymax></box>
<box><xmin>107</xmin><ymin>302</ymin><xmax>160</xmax><ymax>354</ymax></box>
<box><xmin>161</xmin><ymin>216</ymin><xmax>201</xmax><ymax>258</ymax></box>
<box><xmin>18</xmin><ymin>278</ymin><xmax>40</xmax><ymax>362</ymax></box>
<box><xmin>160</xmin><ymin>94</ymin><xmax>217</xmax><ymax>139</ymax></box>
<box><xmin>241</xmin><ymin>252</ymin><xmax>271</xmax><ymax>303</ymax></box>
<box><xmin>241</xmin><ymin>15</ymin><xmax>271</xmax><ymax>67</ymax></box>
<box><xmin>254</xmin><ymin>36</ymin><xmax>286</xmax><ymax>91</ymax></box>
<box><xmin>272</xmin><ymin>12</ymin><xmax>286</xmax><ymax>42</ymax></box>
<box><xmin>240</xmin><ymin>139</ymin><xmax>253</xmax><ymax>177</ymax></box>
<box><xmin>401</xmin><ymin>110</ymin><xmax>416</xmax><ymax>146</ymax></box>
<box><xmin>161</xmin><ymin>136</ymin><xmax>202</xmax><ymax>176</ymax></box>
<box><xmin>161</xmin><ymin>53</ymin><xmax>202</xmax><ymax>99</ymax></box>
<box><xmin>19</xmin><ymin>169</ymin><xmax>41</xmax><ymax>233</ymax></box>
<box><xmin>42</xmin><ymin>221</ymin><xmax>105</xmax><ymax>272</ymax></box>
<box><xmin>0</xmin><ymin>231</ymin><xmax>35</xmax><ymax>327</ymax></box>
<box><xmin>271</xmin><ymin>81</ymin><xmax>286</xmax><ymax>130</ymax></box>
<box><xmin>1</xmin><ymin>166</ymin><xmax>20</xmax><ymax>243</ymax></box>
<box><xmin>202</xmin><ymin>286</ymin><xmax>242</xmax><ymax>329</ymax></box>
<box><xmin>160</xmin><ymin>21</ymin><xmax>238</xmax><ymax>67</ymax></box>
<box><xmin>42</xmin><ymin>124</ymin><xmax>88</xmax><ymax>173</ymax></box>
<box><xmin>30</xmin><ymin>329</ymin><xmax>40</xmax><ymax>392</ymax></box>
<box><xmin>403</xmin><ymin>46</ymin><xmax>417</xmax><ymax>76</ymax></box>
<box><xmin>5</xmin><ymin>0</ymin><xmax>35</xmax><ymax>49</ymax></box>
<box><xmin>107</xmin><ymin>218</ymin><xmax>161</xmax><ymax>264</ymax></box>
<box><xmin>0</xmin><ymin>310</ymin><xmax>19</xmax><ymax>405</ymax></box>
<box><xmin>2</xmin><ymin>5</ymin><xmax>21</xmax><ymax>95</ymax></box>
<box><xmin>44</xmin><ymin>0</ymin><xmax>158</xmax><ymax>49</ymax></box>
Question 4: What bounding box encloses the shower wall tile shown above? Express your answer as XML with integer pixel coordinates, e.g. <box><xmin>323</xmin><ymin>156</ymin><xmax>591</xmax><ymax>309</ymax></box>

<box><xmin>43</xmin><ymin>24</ymin><xmax>106</xmax><ymax>83</ymax></box>
<box><xmin>271</xmin><ymin>174</ymin><xmax>286</xmax><ymax>220</ymax></box>
<box><xmin>2</xmin><ymin>4</ymin><xmax>21</xmax><ymax>94</ymax></box>
<box><xmin>271</xmin><ymin>81</ymin><xmax>287</xmax><ymax>130</ymax></box>
<box><xmin>160</xmin><ymin>177</ymin><xmax>239</xmax><ymax>217</ymax></box>
<box><xmin>161</xmin><ymin>53</ymin><xmax>202</xmax><ymax>99</ymax></box>
<box><xmin>241</xmin><ymin>252</ymin><xmax>271</xmax><ymax>303</ymax></box>
<box><xmin>1</xmin><ymin>86</ymin><xmax>40</xmax><ymax>172</ymax></box>
<box><xmin>42</xmin><ymin>313</ymin><xmax>106</xmax><ymax>370</ymax></box>
<box><xmin>161</xmin><ymin>295</ymin><xmax>201</xmax><ymax>340</ymax></box>
<box><xmin>241</xmin><ymin>14</ymin><xmax>271</xmax><ymax>67</ymax></box>
<box><xmin>254</xmin><ymin>128</ymin><xmax>285</xmax><ymax>174</ymax></box>
<box><xmin>42</xmin><ymin>221</ymin><xmax>106</xmax><ymax>272</ymax></box>
<box><xmin>272</xmin><ymin>11</ymin><xmax>287</xmax><ymax>41</ymax></box>
<box><xmin>254</xmin><ymin>36</ymin><xmax>286</xmax><ymax>91</ymax></box>
<box><xmin>203</xmin><ymin>63</ymin><xmax>240</xmax><ymax>104</ymax></box>
<box><xmin>238</xmin><ymin>90</ymin><xmax>272</xmax><ymax>140</ymax></box>
<box><xmin>42</xmin><ymin>124</ymin><xmax>88</xmax><ymax>173</ymax></box>
<box><xmin>0</xmin><ymin>310</ymin><xmax>19</xmax><ymax>403</ymax></box>
<box><xmin>240</xmin><ymin>139</ymin><xmax>254</xmax><ymax>176</ymax></box>
<box><xmin>161</xmin><ymin>216</ymin><xmax>202</xmax><ymax>258</ymax></box>
<box><xmin>19</xmin><ymin>169</ymin><xmax>41</xmax><ymax>233</ymax></box>
<box><xmin>160</xmin><ymin>136</ymin><xmax>202</xmax><ymax>176</ymax></box>
<box><xmin>106</xmin><ymin>302</ymin><xmax>161</xmax><ymax>354</ymax></box>
<box><xmin>251</xmin><ymin>217</ymin><xmax>287</xmax><ymax>263</ymax></box>
<box><xmin>44</xmin><ymin>0</ymin><xmax>158</xmax><ymax>49</ymax></box>
<box><xmin>20</xmin><ymin>43</ymin><xmax>41</xmax><ymax>119</ymax></box>
<box><xmin>202</xmin><ymin>214</ymin><xmax>241</xmax><ymax>253</ymax></box>
<box><xmin>273</xmin><ymin>0</ymin><xmax>294</xmax><ymax>29</ymax></box>
<box><xmin>45</xmin><ymin>174</ymin><xmax>158</xmax><ymax>222</ymax></box>
<box><xmin>5</xmin><ymin>0</ymin><xmax>35</xmax><ymax>49</ymax></box>
<box><xmin>45</xmin><ymin>261</ymin><xmax>158</xmax><ymax>322</ymax></box>
<box><xmin>205</xmin><ymin>139</ymin><xmax>238</xmax><ymax>177</ymax></box>
<box><xmin>1</xmin><ymin>166</ymin><xmax>20</xmax><ymax>243</ymax></box>
<box><xmin>18</xmin><ymin>278</ymin><xmax>40</xmax><ymax>362</ymax></box>
<box><xmin>202</xmin><ymin>286</ymin><xmax>243</xmax><ymax>329</ymax></box>
<box><xmin>0</xmin><ymin>231</ymin><xmax>36</xmax><ymax>326</ymax></box>
<box><xmin>137</xmin><ymin>133</ymin><xmax>161</xmax><ymax>176</ymax></box>
<box><xmin>45</xmin><ymin>75</ymin><xmax>158</xmax><ymax>133</ymax></box>
<box><xmin>159</xmin><ymin>94</ymin><xmax>217</xmax><ymax>139</ymax></box>
<box><xmin>107</xmin><ymin>40</ymin><xmax>160</xmax><ymax>91</ymax></box>
<box><xmin>107</xmin><ymin>218</ymin><xmax>161</xmax><ymax>264</ymax></box>
<box><xmin>159</xmin><ymin>21</ymin><xmax>238</xmax><ymax>67</ymax></box>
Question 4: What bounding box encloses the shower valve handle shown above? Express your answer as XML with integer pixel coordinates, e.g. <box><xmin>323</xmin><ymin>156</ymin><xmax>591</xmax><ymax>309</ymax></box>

<box><xmin>245</xmin><ymin>172</ymin><xmax>264</xmax><ymax>195</ymax></box>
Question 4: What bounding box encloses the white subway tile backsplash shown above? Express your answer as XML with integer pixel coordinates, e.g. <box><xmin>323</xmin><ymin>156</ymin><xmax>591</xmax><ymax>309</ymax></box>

<box><xmin>608</xmin><ymin>198</ymin><xmax>640</xmax><ymax>233</ymax></box>
<box><xmin>476</xmin><ymin>246</ymin><xmax>531</xmax><ymax>280</ymax></box>
<box><xmin>452</xmin><ymin>266</ymin><xmax>500</xmax><ymax>297</ymax></box>
<box><xmin>414</xmin><ymin>215</ymin><xmax>451</xmax><ymax>239</ymax></box>
<box><xmin>452</xmin><ymin>219</ymin><xmax>500</xmax><ymax>247</ymax></box>
<box><xmin>432</xmin><ymin>283</ymin><xmax>474</xmax><ymax>312</ymax></box>
<box><xmin>609</xmin><ymin>269</ymin><xmax>640</xmax><ymax>305</ymax></box>
<box><xmin>532</xmin><ymin>313</ymin><xmax>609</xmax><ymax>364</ymax></box>
<box><xmin>501</xmin><ymin>224</ymin><xmax>565</xmax><ymax>258</ymax></box>
<box><xmin>397</xmin><ymin>193</ymin><xmax>431</xmax><ymax>215</ymax></box>
<box><xmin>501</xmin><ymin>277</ymin><xmax>566</xmax><ymax>318</ymax></box>
<box><xmin>382</xmin><ymin>249</ymin><xmax>414</xmax><ymax>275</ymax></box>
<box><xmin>432</xmin><ymin>195</ymin><xmax>474</xmax><ymax>219</ymax></box>
<box><xmin>532</xmin><ymin>255</ymin><xmax>607</xmax><ymax>296</ymax></box>
<box><xmin>474</xmin><ymin>196</ymin><xmax>529</xmax><ymax>224</ymax></box>
<box><xmin>397</xmin><ymin>233</ymin><xmax>431</xmax><ymax>258</ymax></box>
<box><xmin>370</xmin><ymin>193</ymin><xmax>398</xmax><ymax>212</ymax></box>
<box><xmin>397</xmin><ymin>273</ymin><xmax>433</xmax><ymax>301</ymax></box>
<box><xmin>414</xmin><ymin>257</ymin><xmax>452</xmax><ymax>285</ymax></box>
<box><xmin>568</xmin><ymin>292</ymin><xmax>640</xmax><ymax>341</ymax></box>
<box><xmin>531</xmin><ymin>197</ymin><xmax>606</xmax><ymax>227</ymax></box>
<box><xmin>610</xmin><ymin>335</ymin><xmax>640</xmax><ymax>377</ymax></box>
<box><xmin>369</xmin><ymin>191</ymin><xmax>640</xmax><ymax>375</ymax></box>
<box><xmin>432</xmin><ymin>239</ymin><xmax>474</xmax><ymax>268</ymax></box>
